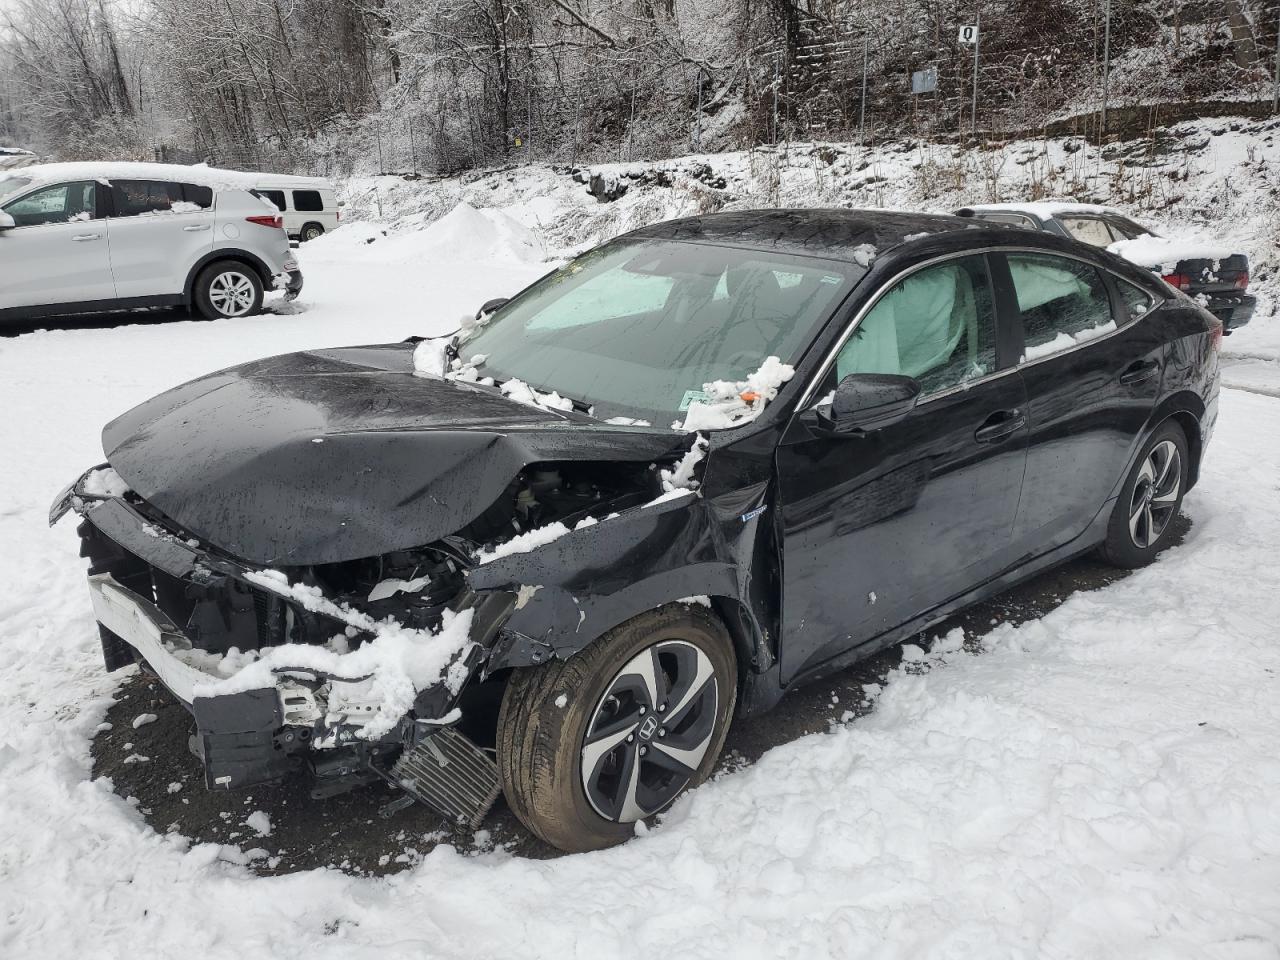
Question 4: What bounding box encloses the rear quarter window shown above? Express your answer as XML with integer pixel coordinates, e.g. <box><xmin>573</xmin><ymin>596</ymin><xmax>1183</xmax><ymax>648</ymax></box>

<box><xmin>292</xmin><ymin>190</ymin><xmax>323</xmax><ymax>212</ymax></box>
<box><xmin>253</xmin><ymin>189</ymin><xmax>287</xmax><ymax>211</ymax></box>
<box><xmin>1115</xmin><ymin>278</ymin><xmax>1156</xmax><ymax>321</ymax></box>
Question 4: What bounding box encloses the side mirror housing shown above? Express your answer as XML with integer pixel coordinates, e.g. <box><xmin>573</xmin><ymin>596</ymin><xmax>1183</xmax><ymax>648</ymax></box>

<box><xmin>0</xmin><ymin>211</ymin><xmax>15</xmax><ymax>231</ymax></box>
<box><xmin>476</xmin><ymin>297</ymin><xmax>509</xmax><ymax>321</ymax></box>
<box><xmin>818</xmin><ymin>373</ymin><xmax>921</xmax><ymax>434</ymax></box>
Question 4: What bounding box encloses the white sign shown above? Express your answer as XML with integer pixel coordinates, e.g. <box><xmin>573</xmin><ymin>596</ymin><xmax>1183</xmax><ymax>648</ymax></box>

<box><xmin>958</xmin><ymin>24</ymin><xmax>979</xmax><ymax>44</ymax></box>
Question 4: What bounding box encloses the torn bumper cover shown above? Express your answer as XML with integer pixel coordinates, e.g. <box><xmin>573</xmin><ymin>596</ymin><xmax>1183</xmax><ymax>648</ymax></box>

<box><xmin>52</xmin><ymin>467</ymin><xmax>513</xmax><ymax>802</ymax></box>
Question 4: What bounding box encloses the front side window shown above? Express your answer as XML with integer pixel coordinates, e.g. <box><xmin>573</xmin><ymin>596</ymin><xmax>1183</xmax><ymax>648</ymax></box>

<box><xmin>110</xmin><ymin>180</ymin><xmax>183</xmax><ymax>217</ymax></box>
<box><xmin>293</xmin><ymin>190</ymin><xmax>323</xmax><ymax>212</ymax></box>
<box><xmin>1058</xmin><ymin>216</ymin><xmax>1116</xmax><ymax>247</ymax></box>
<box><xmin>1009</xmin><ymin>253</ymin><xmax>1115</xmax><ymax>361</ymax></box>
<box><xmin>3</xmin><ymin>181</ymin><xmax>97</xmax><ymax>226</ymax></box>
<box><xmin>829</xmin><ymin>255</ymin><xmax>997</xmax><ymax>398</ymax></box>
<box><xmin>457</xmin><ymin>239</ymin><xmax>862</xmax><ymax>425</ymax></box>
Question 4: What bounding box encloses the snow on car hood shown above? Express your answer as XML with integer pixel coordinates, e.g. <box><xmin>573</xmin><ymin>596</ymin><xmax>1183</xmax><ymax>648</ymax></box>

<box><xmin>101</xmin><ymin>342</ymin><xmax>684</xmax><ymax>565</ymax></box>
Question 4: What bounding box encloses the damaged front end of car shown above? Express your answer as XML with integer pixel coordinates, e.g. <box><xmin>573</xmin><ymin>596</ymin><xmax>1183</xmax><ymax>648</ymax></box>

<box><xmin>51</xmin><ymin>444</ymin><xmax>689</xmax><ymax>827</ymax></box>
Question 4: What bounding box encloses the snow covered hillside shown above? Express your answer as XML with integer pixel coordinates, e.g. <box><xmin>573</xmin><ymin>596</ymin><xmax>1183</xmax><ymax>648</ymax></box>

<box><xmin>339</xmin><ymin>115</ymin><xmax>1280</xmax><ymax>380</ymax></box>
<box><xmin>2</xmin><ymin>120</ymin><xmax>1279</xmax><ymax>958</ymax></box>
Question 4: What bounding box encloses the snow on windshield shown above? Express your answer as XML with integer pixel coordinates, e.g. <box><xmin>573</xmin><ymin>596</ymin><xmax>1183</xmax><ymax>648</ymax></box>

<box><xmin>677</xmin><ymin>356</ymin><xmax>795</xmax><ymax>432</ymax></box>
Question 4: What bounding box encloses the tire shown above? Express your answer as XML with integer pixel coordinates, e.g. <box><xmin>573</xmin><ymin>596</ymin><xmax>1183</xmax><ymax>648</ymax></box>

<box><xmin>299</xmin><ymin>222</ymin><xmax>325</xmax><ymax>242</ymax></box>
<box><xmin>497</xmin><ymin>604</ymin><xmax>738</xmax><ymax>853</ymax></box>
<box><xmin>1099</xmin><ymin>420</ymin><xmax>1189</xmax><ymax>568</ymax></box>
<box><xmin>193</xmin><ymin>260</ymin><xmax>263</xmax><ymax>320</ymax></box>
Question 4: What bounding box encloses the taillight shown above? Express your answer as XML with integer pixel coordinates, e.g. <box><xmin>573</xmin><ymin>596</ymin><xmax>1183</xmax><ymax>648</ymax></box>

<box><xmin>1162</xmin><ymin>272</ymin><xmax>1191</xmax><ymax>292</ymax></box>
<box><xmin>336</xmin><ymin>209</ymin><xmax>341</xmax><ymax>223</ymax></box>
<box><xmin>1209</xmin><ymin>317</ymin><xmax>1223</xmax><ymax>352</ymax></box>
<box><xmin>1234</xmin><ymin>271</ymin><xmax>1249</xmax><ymax>290</ymax></box>
<box><xmin>245</xmin><ymin>214</ymin><xmax>283</xmax><ymax>229</ymax></box>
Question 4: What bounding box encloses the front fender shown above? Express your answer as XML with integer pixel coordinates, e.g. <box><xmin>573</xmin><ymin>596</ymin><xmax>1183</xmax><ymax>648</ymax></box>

<box><xmin>469</xmin><ymin>486</ymin><xmax>775</xmax><ymax>673</ymax></box>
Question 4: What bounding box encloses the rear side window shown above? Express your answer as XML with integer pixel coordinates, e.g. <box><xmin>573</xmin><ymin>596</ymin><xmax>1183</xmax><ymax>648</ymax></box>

<box><xmin>1058</xmin><ymin>216</ymin><xmax>1116</xmax><ymax>247</ymax></box>
<box><xmin>834</xmin><ymin>254</ymin><xmax>998</xmax><ymax>397</ymax></box>
<box><xmin>111</xmin><ymin>180</ymin><xmax>183</xmax><ymax>217</ymax></box>
<box><xmin>180</xmin><ymin>183</ymin><xmax>213</xmax><ymax>208</ymax></box>
<box><xmin>293</xmin><ymin>190</ymin><xmax>323</xmax><ymax>212</ymax></box>
<box><xmin>976</xmin><ymin>212</ymin><xmax>1036</xmax><ymax>229</ymax></box>
<box><xmin>3</xmin><ymin>181</ymin><xmax>97</xmax><ymax>226</ymax></box>
<box><xmin>254</xmin><ymin>189</ymin><xmax>286</xmax><ymax>211</ymax></box>
<box><xmin>1009</xmin><ymin>253</ymin><xmax>1116</xmax><ymax>361</ymax></box>
<box><xmin>1116</xmin><ymin>278</ymin><xmax>1156</xmax><ymax>320</ymax></box>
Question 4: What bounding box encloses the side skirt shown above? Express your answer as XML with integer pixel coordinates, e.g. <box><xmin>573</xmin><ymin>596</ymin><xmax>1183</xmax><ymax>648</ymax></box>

<box><xmin>0</xmin><ymin>294</ymin><xmax>186</xmax><ymax>322</ymax></box>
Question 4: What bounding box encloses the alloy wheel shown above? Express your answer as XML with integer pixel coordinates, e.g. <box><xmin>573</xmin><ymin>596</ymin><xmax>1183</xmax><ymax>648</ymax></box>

<box><xmin>208</xmin><ymin>271</ymin><xmax>256</xmax><ymax>317</ymax></box>
<box><xmin>580</xmin><ymin>639</ymin><xmax>719</xmax><ymax>822</ymax></box>
<box><xmin>1128</xmin><ymin>439</ymin><xmax>1181</xmax><ymax>549</ymax></box>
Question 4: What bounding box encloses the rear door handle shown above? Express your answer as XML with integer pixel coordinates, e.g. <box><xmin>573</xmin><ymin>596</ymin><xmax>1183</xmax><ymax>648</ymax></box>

<box><xmin>1119</xmin><ymin>359</ymin><xmax>1159</xmax><ymax>385</ymax></box>
<box><xmin>183</xmin><ymin>224</ymin><xmax>211</xmax><ymax>232</ymax></box>
<box><xmin>974</xmin><ymin>408</ymin><xmax>1026</xmax><ymax>444</ymax></box>
<box><xmin>72</xmin><ymin>233</ymin><xmax>102</xmax><ymax>242</ymax></box>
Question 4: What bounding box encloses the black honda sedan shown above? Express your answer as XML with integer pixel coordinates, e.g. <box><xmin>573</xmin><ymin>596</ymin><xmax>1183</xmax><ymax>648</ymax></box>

<box><xmin>52</xmin><ymin>209</ymin><xmax>1220</xmax><ymax>852</ymax></box>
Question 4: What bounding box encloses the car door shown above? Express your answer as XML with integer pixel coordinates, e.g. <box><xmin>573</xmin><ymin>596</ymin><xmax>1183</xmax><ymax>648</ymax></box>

<box><xmin>105</xmin><ymin>179</ymin><xmax>214</xmax><ymax>299</ymax></box>
<box><xmin>776</xmin><ymin>253</ymin><xmax>1028</xmax><ymax>683</ymax></box>
<box><xmin>1001</xmin><ymin>250</ymin><xmax>1164</xmax><ymax>558</ymax></box>
<box><xmin>0</xmin><ymin>180</ymin><xmax>116</xmax><ymax>308</ymax></box>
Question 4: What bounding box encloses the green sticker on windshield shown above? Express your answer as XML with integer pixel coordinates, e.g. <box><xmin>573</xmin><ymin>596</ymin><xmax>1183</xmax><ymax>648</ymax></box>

<box><xmin>679</xmin><ymin>389</ymin><xmax>710</xmax><ymax>411</ymax></box>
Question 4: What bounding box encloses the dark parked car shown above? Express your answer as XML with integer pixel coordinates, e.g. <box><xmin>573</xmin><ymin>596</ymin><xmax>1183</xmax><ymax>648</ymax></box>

<box><xmin>52</xmin><ymin>209</ymin><xmax>1221</xmax><ymax>852</ymax></box>
<box><xmin>955</xmin><ymin>201</ymin><xmax>1254</xmax><ymax>333</ymax></box>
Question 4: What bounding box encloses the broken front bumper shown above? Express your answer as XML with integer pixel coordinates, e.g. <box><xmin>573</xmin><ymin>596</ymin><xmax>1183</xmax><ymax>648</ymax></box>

<box><xmin>52</xmin><ymin>468</ymin><xmax>501</xmax><ymax>797</ymax></box>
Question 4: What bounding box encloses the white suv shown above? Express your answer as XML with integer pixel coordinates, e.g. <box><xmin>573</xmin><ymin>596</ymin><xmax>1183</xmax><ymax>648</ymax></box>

<box><xmin>0</xmin><ymin>162</ymin><xmax>303</xmax><ymax>323</ymax></box>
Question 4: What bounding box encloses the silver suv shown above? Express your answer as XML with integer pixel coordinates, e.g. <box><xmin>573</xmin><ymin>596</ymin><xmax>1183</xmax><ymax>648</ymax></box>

<box><xmin>0</xmin><ymin>162</ymin><xmax>303</xmax><ymax>323</ymax></box>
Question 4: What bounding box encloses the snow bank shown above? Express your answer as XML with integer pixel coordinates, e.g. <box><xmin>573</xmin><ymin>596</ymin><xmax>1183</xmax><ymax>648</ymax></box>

<box><xmin>311</xmin><ymin>201</ymin><xmax>542</xmax><ymax>266</ymax></box>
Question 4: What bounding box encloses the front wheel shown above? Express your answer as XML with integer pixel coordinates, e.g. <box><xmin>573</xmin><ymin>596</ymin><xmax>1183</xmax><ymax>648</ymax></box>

<box><xmin>497</xmin><ymin>604</ymin><xmax>737</xmax><ymax>853</ymax></box>
<box><xmin>1099</xmin><ymin>421</ymin><xmax>1188</xmax><ymax>568</ymax></box>
<box><xmin>193</xmin><ymin>260</ymin><xmax>263</xmax><ymax>320</ymax></box>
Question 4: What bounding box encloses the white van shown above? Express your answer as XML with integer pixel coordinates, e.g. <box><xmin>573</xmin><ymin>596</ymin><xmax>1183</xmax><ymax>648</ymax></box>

<box><xmin>248</xmin><ymin>176</ymin><xmax>341</xmax><ymax>242</ymax></box>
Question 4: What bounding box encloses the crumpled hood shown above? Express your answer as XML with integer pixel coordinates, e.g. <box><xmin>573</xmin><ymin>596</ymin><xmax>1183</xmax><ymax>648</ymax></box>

<box><xmin>102</xmin><ymin>342</ymin><xmax>683</xmax><ymax>565</ymax></box>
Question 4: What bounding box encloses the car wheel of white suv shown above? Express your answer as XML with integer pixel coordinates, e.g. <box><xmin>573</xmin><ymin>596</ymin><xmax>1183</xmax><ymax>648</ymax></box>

<box><xmin>194</xmin><ymin>260</ymin><xmax>263</xmax><ymax>320</ymax></box>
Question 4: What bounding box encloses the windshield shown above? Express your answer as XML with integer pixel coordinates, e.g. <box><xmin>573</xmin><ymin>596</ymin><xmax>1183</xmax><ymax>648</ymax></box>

<box><xmin>457</xmin><ymin>239</ymin><xmax>862</xmax><ymax>425</ymax></box>
<box><xmin>0</xmin><ymin>177</ymin><xmax>33</xmax><ymax>204</ymax></box>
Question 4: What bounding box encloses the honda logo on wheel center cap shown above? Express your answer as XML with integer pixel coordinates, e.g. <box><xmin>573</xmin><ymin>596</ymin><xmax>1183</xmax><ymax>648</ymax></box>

<box><xmin>638</xmin><ymin>715</ymin><xmax>659</xmax><ymax>741</ymax></box>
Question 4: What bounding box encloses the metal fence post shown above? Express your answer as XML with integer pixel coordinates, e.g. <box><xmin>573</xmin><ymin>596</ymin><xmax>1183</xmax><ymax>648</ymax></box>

<box><xmin>408</xmin><ymin>117</ymin><xmax>417</xmax><ymax>176</ymax></box>
<box><xmin>1101</xmin><ymin>0</ymin><xmax>1112</xmax><ymax>137</ymax></box>
<box><xmin>773</xmin><ymin>52</ymin><xmax>780</xmax><ymax>143</ymax></box>
<box><xmin>1273</xmin><ymin>3</ymin><xmax>1280</xmax><ymax>113</ymax></box>
<box><xmin>859</xmin><ymin>36</ymin><xmax>868</xmax><ymax>143</ymax></box>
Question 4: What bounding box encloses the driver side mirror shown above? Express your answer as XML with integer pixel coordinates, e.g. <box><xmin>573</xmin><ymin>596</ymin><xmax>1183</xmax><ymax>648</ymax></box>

<box><xmin>0</xmin><ymin>211</ymin><xmax>15</xmax><ymax>231</ymax></box>
<box><xmin>817</xmin><ymin>373</ymin><xmax>921</xmax><ymax>434</ymax></box>
<box><xmin>476</xmin><ymin>297</ymin><xmax>509</xmax><ymax>321</ymax></box>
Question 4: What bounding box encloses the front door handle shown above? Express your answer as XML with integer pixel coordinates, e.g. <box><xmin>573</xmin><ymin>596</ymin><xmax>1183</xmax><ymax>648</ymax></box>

<box><xmin>72</xmin><ymin>233</ymin><xmax>102</xmax><ymax>242</ymax></box>
<box><xmin>974</xmin><ymin>408</ymin><xmax>1026</xmax><ymax>444</ymax></box>
<box><xmin>1119</xmin><ymin>359</ymin><xmax>1159</xmax><ymax>385</ymax></box>
<box><xmin>183</xmin><ymin>224</ymin><xmax>211</xmax><ymax>232</ymax></box>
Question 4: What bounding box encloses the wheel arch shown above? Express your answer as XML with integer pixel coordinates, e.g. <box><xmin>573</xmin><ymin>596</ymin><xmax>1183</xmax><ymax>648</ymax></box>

<box><xmin>1149</xmin><ymin>390</ymin><xmax>1206</xmax><ymax>490</ymax></box>
<box><xmin>183</xmin><ymin>250</ymin><xmax>274</xmax><ymax>304</ymax></box>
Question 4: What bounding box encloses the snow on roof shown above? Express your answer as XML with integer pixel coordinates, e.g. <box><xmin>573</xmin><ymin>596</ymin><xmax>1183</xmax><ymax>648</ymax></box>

<box><xmin>0</xmin><ymin>161</ymin><xmax>330</xmax><ymax>191</ymax></box>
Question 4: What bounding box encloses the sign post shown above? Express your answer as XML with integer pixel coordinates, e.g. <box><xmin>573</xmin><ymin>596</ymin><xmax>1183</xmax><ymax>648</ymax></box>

<box><xmin>958</xmin><ymin>15</ymin><xmax>980</xmax><ymax>137</ymax></box>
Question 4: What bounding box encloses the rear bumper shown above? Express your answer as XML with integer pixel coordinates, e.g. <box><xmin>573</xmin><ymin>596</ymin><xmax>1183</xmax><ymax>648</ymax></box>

<box><xmin>280</xmin><ymin>268</ymin><xmax>304</xmax><ymax>301</ymax></box>
<box><xmin>1206</xmin><ymin>293</ymin><xmax>1254</xmax><ymax>332</ymax></box>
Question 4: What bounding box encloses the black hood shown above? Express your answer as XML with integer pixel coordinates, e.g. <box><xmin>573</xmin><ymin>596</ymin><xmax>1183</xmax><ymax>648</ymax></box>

<box><xmin>102</xmin><ymin>343</ymin><xmax>683</xmax><ymax>565</ymax></box>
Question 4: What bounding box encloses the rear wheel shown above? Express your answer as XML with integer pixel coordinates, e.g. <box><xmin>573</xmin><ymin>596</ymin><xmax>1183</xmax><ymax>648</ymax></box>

<box><xmin>299</xmin><ymin>222</ymin><xmax>325</xmax><ymax>242</ymax></box>
<box><xmin>497</xmin><ymin>604</ymin><xmax>737</xmax><ymax>853</ymax></box>
<box><xmin>193</xmin><ymin>260</ymin><xmax>263</xmax><ymax>320</ymax></box>
<box><xmin>1099</xmin><ymin>421</ymin><xmax>1188</xmax><ymax>568</ymax></box>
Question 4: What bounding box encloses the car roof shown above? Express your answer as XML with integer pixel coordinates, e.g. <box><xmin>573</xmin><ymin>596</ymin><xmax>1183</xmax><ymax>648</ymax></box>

<box><xmin>624</xmin><ymin>208</ymin><xmax>1002</xmax><ymax>262</ymax></box>
<box><xmin>0</xmin><ymin>161</ymin><xmax>329</xmax><ymax>192</ymax></box>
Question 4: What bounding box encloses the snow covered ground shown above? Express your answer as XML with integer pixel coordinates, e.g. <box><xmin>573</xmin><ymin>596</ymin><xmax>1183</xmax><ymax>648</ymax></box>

<box><xmin>3</xmin><ymin>127</ymin><xmax>1280</xmax><ymax>957</ymax></box>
